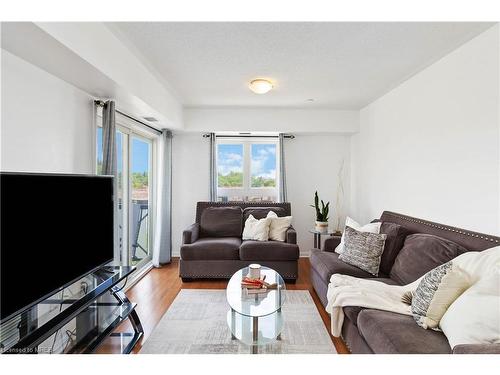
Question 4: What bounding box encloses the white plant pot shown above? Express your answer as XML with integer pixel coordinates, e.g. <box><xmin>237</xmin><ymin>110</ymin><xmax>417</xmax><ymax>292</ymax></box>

<box><xmin>315</xmin><ymin>221</ymin><xmax>329</xmax><ymax>233</ymax></box>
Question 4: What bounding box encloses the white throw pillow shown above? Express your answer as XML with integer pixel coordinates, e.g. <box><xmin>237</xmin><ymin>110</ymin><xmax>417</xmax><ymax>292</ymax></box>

<box><xmin>335</xmin><ymin>217</ymin><xmax>382</xmax><ymax>254</ymax></box>
<box><xmin>242</xmin><ymin>215</ymin><xmax>271</xmax><ymax>241</ymax></box>
<box><xmin>266</xmin><ymin>211</ymin><xmax>293</xmax><ymax>242</ymax></box>
<box><xmin>411</xmin><ymin>261</ymin><xmax>471</xmax><ymax>330</ymax></box>
<box><xmin>439</xmin><ymin>268</ymin><xmax>500</xmax><ymax>348</ymax></box>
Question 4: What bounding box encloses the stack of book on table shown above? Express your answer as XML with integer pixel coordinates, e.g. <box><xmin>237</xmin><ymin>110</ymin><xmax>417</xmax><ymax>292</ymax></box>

<box><xmin>241</xmin><ymin>276</ymin><xmax>277</xmax><ymax>294</ymax></box>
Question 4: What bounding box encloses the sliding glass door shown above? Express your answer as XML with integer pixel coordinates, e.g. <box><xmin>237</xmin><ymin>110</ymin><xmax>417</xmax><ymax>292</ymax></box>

<box><xmin>96</xmin><ymin>122</ymin><xmax>155</xmax><ymax>270</ymax></box>
<box><xmin>116</xmin><ymin>130</ymin><xmax>128</xmax><ymax>266</ymax></box>
<box><xmin>130</xmin><ymin>136</ymin><xmax>152</xmax><ymax>266</ymax></box>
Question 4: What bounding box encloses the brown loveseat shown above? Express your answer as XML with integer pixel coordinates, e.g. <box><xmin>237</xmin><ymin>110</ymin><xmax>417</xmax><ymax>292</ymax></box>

<box><xmin>179</xmin><ymin>202</ymin><xmax>300</xmax><ymax>281</ymax></box>
<box><xmin>310</xmin><ymin>211</ymin><xmax>500</xmax><ymax>354</ymax></box>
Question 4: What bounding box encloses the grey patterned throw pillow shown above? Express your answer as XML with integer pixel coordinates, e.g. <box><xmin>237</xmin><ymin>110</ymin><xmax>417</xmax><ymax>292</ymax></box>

<box><xmin>338</xmin><ymin>226</ymin><xmax>387</xmax><ymax>276</ymax></box>
<box><xmin>411</xmin><ymin>261</ymin><xmax>471</xmax><ymax>329</ymax></box>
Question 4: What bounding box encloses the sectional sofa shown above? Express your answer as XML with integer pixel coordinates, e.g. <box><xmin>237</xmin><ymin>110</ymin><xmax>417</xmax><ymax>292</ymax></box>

<box><xmin>310</xmin><ymin>211</ymin><xmax>500</xmax><ymax>354</ymax></box>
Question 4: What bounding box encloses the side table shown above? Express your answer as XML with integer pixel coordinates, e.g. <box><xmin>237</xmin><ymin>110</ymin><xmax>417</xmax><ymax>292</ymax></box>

<box><xmin>309</xmin><ymin>229</ymin><xmax>341</xmax><ymax>250</ymax></box>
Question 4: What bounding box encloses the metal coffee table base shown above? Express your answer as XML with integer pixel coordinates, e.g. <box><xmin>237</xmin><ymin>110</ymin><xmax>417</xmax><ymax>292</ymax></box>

<box><xmin>252</xmin><ymin>316</ymin><xmax>258</xmax><ymax>354</ymax></box>
<box><xmin>228</xmin><ymin>308</ymin><xmax>284</xmax><ymax>354</ymax></box>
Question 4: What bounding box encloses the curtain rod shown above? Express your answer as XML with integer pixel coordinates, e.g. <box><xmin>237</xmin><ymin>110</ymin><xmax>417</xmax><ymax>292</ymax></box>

<box><xmin>202</xmin><ymin>134</ymin><xmax>295</xmax><ymax>139</ymax></box>
<box><xmin>94</xmin><ymin>100</ymin><xmax>162</xmax><ymax>135</ymax></box>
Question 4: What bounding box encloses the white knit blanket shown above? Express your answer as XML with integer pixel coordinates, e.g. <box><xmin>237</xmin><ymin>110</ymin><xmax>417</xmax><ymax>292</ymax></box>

<box><xmin>325</xmin><ymin>246</ymin><xmax>500</xmax><ymax>337</ymax></box>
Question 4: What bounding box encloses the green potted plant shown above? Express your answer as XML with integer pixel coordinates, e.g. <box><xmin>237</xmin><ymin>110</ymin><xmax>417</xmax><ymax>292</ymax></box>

<box><xmin>311</xmin><ymin>191</ymin><xmax>330</xmax><ymax>233</ymax></box>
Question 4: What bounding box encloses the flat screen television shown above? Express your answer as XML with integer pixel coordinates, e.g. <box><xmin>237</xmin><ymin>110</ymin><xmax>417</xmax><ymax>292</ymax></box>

<box><xmin>0</xmin><ymin>172</ymin><xmax>114</xmax><ymax>323</ymax></box>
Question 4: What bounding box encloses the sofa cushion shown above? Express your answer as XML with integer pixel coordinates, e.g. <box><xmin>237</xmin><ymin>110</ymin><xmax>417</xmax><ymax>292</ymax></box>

<box><xmin>200</xmin><ymin>206</ymin><xmax>242</xmax><ymax>237</ymax></box>
<box><xmin>379</xmin><ymin>222</ymin><xmax>411</xmax><ymax>275</ymax></box>
<box><xmin>243</xmin><ymin>207</ymin><xmax>286</xmax><ymax>221</ymax></box>
<box><xmin>389</xmin><ymin>234</ymin><xmax>468</xmax><ymax>285</ymax></box>
<box><xmin>357</xmin><ymin>309</ymin><xmax>451</xmax><ymax>354</ymax></box>
<box><xmin>239</xmin><ymin>240</ymin><xmax>299</xmax><ymax>261</ymax></box>
<box><xmin>180</xmin><ymin>237</ymin><xmax>241</xmax><ymax>260</ymax></box>
<box><xmin>309</xmin><ymin>249</ymin><xmax>384</xmax><ymax>283</ymax></box>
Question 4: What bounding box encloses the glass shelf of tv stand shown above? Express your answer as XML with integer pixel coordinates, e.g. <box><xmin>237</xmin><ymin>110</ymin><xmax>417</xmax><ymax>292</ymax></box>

<box><xmin>0</xmin><ymin>266</ymin><xmax>140</xmax><ymax>354</ymax></box>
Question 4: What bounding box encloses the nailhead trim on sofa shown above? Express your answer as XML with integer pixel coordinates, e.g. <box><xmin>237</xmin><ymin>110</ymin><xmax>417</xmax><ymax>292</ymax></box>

<box><xmin>381</xmin><ymin>211</ymin><xmax>500</xmax><ymax>247</ymax></box>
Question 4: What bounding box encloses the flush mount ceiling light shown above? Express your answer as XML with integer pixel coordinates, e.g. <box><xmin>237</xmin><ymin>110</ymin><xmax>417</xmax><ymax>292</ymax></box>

<box><xmin>249</xmin><ymin>79</ymin><xmax>273</xmax><ymax>94</ymax></box>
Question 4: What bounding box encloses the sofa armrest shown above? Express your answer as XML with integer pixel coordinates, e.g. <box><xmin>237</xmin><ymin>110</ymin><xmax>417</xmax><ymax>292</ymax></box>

<box><xmin>285</xmin><ymin>226</ymin><xmax>297</xmax><ymax>244</ymax></box>
<box><xmin>182</xmin><ymin>223</ymin><xmax>200</xmax><ymax>245</ymax></box>
<box><xmin>452</xmin><ymin>344</ymin><xmax>500</xmax><ymax>354</ymax></box>
<box><xmin>323</xmin><ymin>236</ymin><xmax>341</xmax><ymax>252</ymax></box>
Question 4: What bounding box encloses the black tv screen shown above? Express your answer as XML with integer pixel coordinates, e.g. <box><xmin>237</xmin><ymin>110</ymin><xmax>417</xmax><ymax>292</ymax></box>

<box><xmin>0</xmin><ymin>172</ymin><xmax>114</xmax><ymax>322</ymax></box>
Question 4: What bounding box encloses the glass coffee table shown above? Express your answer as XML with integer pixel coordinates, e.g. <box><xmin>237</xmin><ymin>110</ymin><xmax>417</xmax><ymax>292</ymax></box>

<box><xmin>226</xmin><ymin>266</ymin><xmax>286</xmax><ymax>354</ymax></box>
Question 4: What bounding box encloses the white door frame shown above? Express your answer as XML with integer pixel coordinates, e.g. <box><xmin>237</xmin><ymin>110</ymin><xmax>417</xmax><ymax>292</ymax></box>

<box><xmin>94</xmin><ymin>112</ymin><xmax>158</xmax><ymax>270</ymax></box>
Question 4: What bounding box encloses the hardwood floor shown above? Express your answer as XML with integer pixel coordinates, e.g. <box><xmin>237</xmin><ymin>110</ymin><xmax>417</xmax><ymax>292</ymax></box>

<box><xmin>98</xmin><ymin>257</ymin><xmax>349</xmax><ymax>354</ymax></box>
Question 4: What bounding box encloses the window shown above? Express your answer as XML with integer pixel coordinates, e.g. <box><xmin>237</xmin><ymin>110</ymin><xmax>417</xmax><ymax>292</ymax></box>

<box><xmin>130</xmin><ymin>136</ymin><xmax>152</xmax><ymax>265</ymax></box>
<box><xmin>96</xmin><ymin>114</ymin><xmax>156</xmax><ymax>269</ymax></box>
<box><xmin>217</xmin><ymin>144</ymin><xmax>243</xmax><ymax>188</ymax></box>
<box><xmin>216</xmin><ymin>138</ymin><xmax>279</xmax><ymax>202</ymax></box>
<box><xmin>96</xmin><ymin>127</ymin><xmax>103</xmax><ymax>174</ymax></box>
<box><xmin>250</xmin><ymin>144</ymin><xmax>277</xmax><ymax>188</ymax></box>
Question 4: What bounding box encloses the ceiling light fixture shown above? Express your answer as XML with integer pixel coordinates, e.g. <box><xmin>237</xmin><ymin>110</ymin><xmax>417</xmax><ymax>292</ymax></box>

<box><xmin>249</xmin><ymin>79</ymin><xmax>273</xmax><ymax>94</ymax></box>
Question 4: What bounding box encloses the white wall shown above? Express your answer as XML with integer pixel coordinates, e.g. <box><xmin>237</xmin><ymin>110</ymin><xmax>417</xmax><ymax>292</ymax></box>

<box><xmin>35</xmin><ymin>22</ymin><xmax>183</xmax><ymax>129</ymax></box>
<box><xmin>286</xmin><ymin>134</ymin><xmax>350</xmax><ymax>255</ymax></box>
<box><xmin>1</xmin><ymin>50</ymin><xmax>95</xmax><ymax>173</ymax></box>
<box><xmin>171</xmin><ymin>134</ymin><xmax>210</xmax><ymax>256</ymax></box>
<box><xmin>170</xmin><ymin>132</ymin><xmax>349</xmax><ymax>257</ymax></box>
<box><xmin>179</xmin><ymin>108</ymin><xmax>355</xmax><ymax>255</ymax></box>
<box><xmin>1</xmin><ymin>47</ymin><xmax>351</xmax><ymax>259</ymax></box>
<box><xmin>351</xmin><ymin>25</ymin><xmax>500</xmax><ymax>234</ymax></box>
<box><xmin>2</xmin><ymin>23</ymin><xmax>182</xmax><ymax>131</ymax></box>
<box><xmin>4</xmin><ymin>22</ymin><xmax>499</xmax><ymax>258</ymax></box>
<box><xmin>498</xmin><ymin>28</ymin><xmax>500</xmax><ymax>235</ymax></box>
<box><xmin>184</xmin><ymin>107</ymin><xmax>359</xmax><ymax>134</ymax></box>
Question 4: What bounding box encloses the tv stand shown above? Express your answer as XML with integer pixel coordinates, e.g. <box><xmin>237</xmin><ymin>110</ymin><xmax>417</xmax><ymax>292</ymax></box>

<box><xmin>0</xmin><ymin>266</ymin><xmax>143</xmax><ymax>354</ymax></box>
<box><xmin>98</xmin><ymin>265</ymin><xmax>120</xmax><ymax>274</ymax></box>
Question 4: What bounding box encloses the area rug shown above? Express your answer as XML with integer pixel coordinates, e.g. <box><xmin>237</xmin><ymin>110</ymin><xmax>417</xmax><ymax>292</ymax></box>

<box><xmin>140</xmin><ymin>289</ymin><xmax>336</xmax><ymax>354</ymax></box>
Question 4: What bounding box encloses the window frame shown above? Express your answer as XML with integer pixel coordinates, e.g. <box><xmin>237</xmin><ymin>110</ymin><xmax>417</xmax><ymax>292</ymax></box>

<box><xmin>216</xmin><ymin>136</ymin><xmax>280</xmax><ymax>202</ymax></box>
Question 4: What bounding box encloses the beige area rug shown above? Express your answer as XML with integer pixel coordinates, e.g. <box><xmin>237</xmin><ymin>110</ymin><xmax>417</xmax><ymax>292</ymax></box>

<box><xmin>140</xmin><ymin>289</ymin><xmax>336</xmax><ymax>354</ymax></box>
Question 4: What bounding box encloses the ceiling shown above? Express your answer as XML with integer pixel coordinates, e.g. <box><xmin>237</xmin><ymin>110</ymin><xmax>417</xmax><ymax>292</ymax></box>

<box><xmin>108</xmin><ymin>22</ymin><xmax>493</xmax><ymax>109</ymax></box>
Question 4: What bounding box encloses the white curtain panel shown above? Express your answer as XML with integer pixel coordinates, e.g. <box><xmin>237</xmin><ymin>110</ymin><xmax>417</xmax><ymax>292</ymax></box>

<box><xmin>152</xmin><ymin>130</ymin><xmax>173</xmax><ymax>266</ymax></box>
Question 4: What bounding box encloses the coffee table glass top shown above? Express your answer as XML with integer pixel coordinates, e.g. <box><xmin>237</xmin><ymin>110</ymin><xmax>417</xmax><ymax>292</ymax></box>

<box><xmin>226</xmin><ymin>266</ymin><xmax>286</xmax><ymax>318</ymax></box>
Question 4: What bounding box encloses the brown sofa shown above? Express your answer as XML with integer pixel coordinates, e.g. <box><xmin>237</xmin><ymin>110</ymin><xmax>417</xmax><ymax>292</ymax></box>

<box><xmin>179</xmin><ymin>202</ymin><xmax>300</xmax><ymax>281</ymax></box>
<box><xmin>310</xmin><ymin>211</ymin><xmax>500</xmax><ymax>354</ymax></box>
